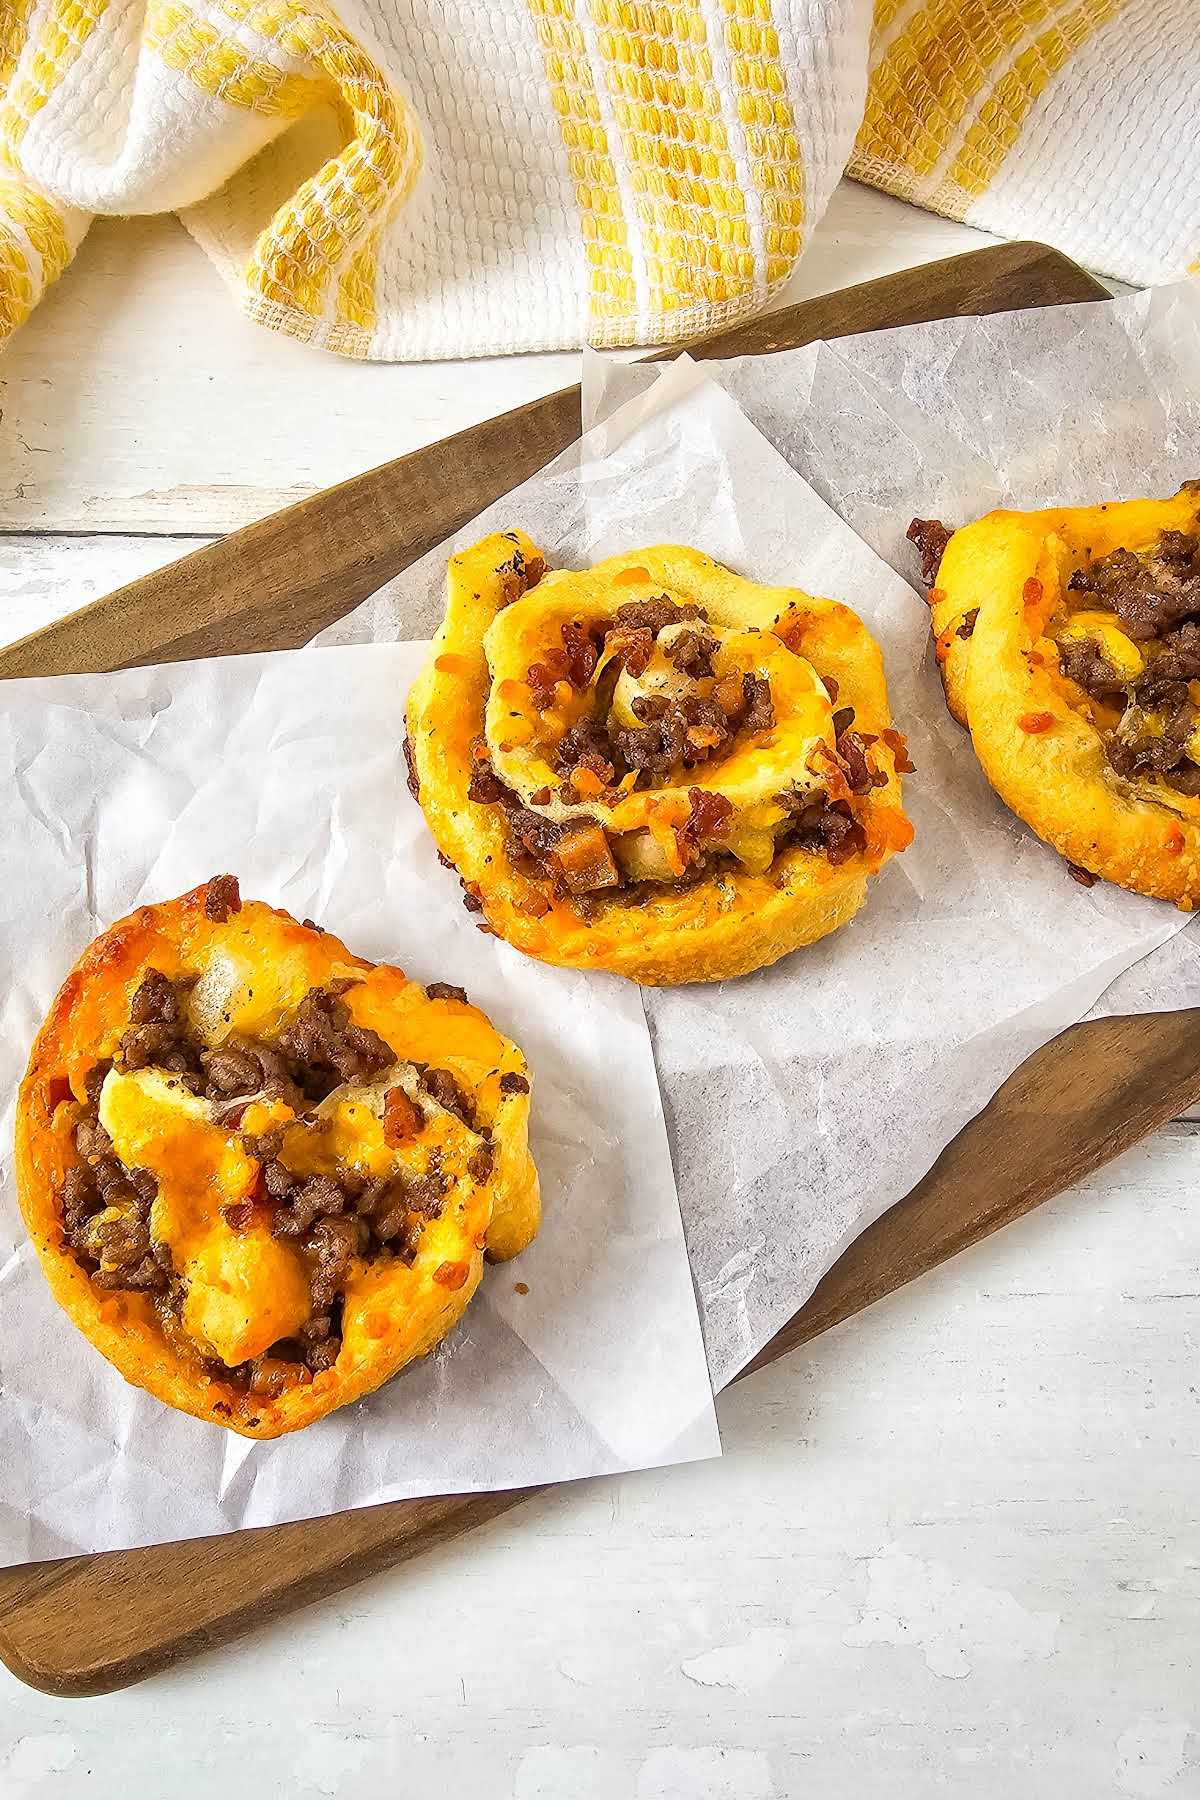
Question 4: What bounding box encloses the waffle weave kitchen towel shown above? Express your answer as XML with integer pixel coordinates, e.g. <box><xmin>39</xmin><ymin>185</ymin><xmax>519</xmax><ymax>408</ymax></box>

<box><xmin>0</xmin><ymin>0</ymin><xmax>1196</xmax><ymax>361</ymax></box>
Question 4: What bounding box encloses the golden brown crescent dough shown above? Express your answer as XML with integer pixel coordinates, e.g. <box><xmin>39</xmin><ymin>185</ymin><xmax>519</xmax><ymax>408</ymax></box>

<box><xmin>16</xmin><ymin>876</ymin><xmax>539</xmax><ymax>1437</ymax></box>
<box><xmin>919</xmin><ymin>483</ymin><xmax>1200</xmax><ymax>905</ymax></box>
<box><xmin>406</xmin><ymin>532</ymin><xmax>913</xmax><ymax>985</ymax></box>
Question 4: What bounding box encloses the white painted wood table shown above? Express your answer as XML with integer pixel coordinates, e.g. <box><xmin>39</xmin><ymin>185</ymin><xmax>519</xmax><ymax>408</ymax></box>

<box><xmin>2</xmin><ymin>182</ymin><xmax>1198</xmax><ymax>1800</ymax></box>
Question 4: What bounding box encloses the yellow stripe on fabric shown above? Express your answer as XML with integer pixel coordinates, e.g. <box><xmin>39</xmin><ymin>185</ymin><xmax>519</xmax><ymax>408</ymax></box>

<box><xmin>336</xmin><ymin>224</ymin><xmax>378</xmax><ymax>329</ymax></box>
<box><xmin>592</xmin><ymin>0</ymin><xmax>752</xmax><ymax>317</ymax></box>
<box><xmin>948</xmin><ymin>0</ymin><xmax>1126</xmax><ymax>200</ymax></box>
<box><xmin>146</xmin><ymin>0</ymin><xmax>323</xmax><ymax>118</ymax></box>
<box><xmin>0</xmin><ymin>217</ymin><xmax>34</xmax><ymax>338</ymax></box>
<box><xmin>856</xmin><ymin>0</ymin><xmax>1057</xmax><ymax>189</ymax></box>
<box><xmin>203</xmin><ymin>0</ymin><xmax>421</xmax><ymax>325</ymax></box>
<box><xmin>0</xmin><ymin>176</ymin><xmax>71</xmax><ymax>285</ymax></box>
<box><xmin>872</xmin><ymin>0</ymin><xmax>912</xmax><ymax>34</ymax></box>
<box><xmin>720</xmin><ymin>0</ymin><xmax>804</xmax><ymax>287</ymax></box>
<box><xmin>0</xmin><ymin>0</ymin><xmax>39</xmax><ymax>94</ymax></box>
<box><xmin>526</xmin><ymin>0</ymin><xmax>638</xmax><ymax>326</ymax></box>
<box><xmin>0</xmin><ymin>0</ymin><xmax>109</xmax><ymax>164</ymax></box>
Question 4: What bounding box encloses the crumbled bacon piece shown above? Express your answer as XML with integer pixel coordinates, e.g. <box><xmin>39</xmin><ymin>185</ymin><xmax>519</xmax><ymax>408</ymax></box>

<box><xmin>880</xmin><ymin>728</ymin><xmax>916</xmax><ymax>774</ymax></box>
<box><xmin>383</xmin><ymin>1086</ymin><xmax>421</xmax><ymax>1146</ymax></box>
<box><xmin>679</xmin><ymin>788</ymin><xmax>734</xmax><ymax>859</ymax></box>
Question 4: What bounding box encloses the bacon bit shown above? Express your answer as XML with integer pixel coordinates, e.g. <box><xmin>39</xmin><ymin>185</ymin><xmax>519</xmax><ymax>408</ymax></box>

<box><xmin>435</xmin><ymin>653</ymin><xmax>471</xmax><ymax>674</ymax></box>
<box><xmin>561</xmin><ymin>618</ymin><xmax>601</xmax><ymax>687</ymax></box>
<box><xmin>46</xmin><ymin>1074</ymin><xmax>73</xmax><ymax>1111</ymax></box>
<box><xmin>1165</xmin><ymin>827</ymin><xmax>1186</xmax><ymax>856</ymax></box>
<box><xmin>570</xmin><ymin>765</ymin><xmax>612</xmax><ymax>798</ymax></box>
<box><xmin>434</xmin><ymin>1260</ymin><xmax>470</xmax><ymax>1290</ymax></box>
<box><xmin>221</xmin><ymin>1201</ymin><xmax>255</xmax><ymax>1233</ymax></box>
<box><xmin>880</xmin><ymin>728</ymin><xmax>916</xmax><ymax>774</ymax></box>
<box><xmin>514</xmin><ymin>1281</ymin><xmax>530</xmax><ymax>1295</ymax></box>
<box><xmin>1018</xmin><ymin>711</ymin><xmax>1055</xmax><ymax>734</ymax></box>
<box><xmin>686</xmin><ymin>725</ymin><xmax>726</xmax><ymax>750</ymax></box>
<box><xmin>713</xmin><ymin>673</ymin><xmax>746</xmax><ymax>718</ymax></box>
<box><xmin>956</xmin><ymin>608</ymin><xmax>979</xmax><ymax>640</ymax></box>
<box><xmin>1023</xmin><ymin>577</ymin><xmax>1044</xmax><ymax>606</ymax></box>
<box><xmin>614</xmin><ymin>566</ymin><xmax>651</xmax><ymax>586</ymax></box>
<box><xmin>530</xmin><ymin>785</ymin><xmax>552</xmax><ymax>805</ymax></box>
<box><xmin>934</xmin><ymin>624</ymin><xmax>957</xmax><ymax>665</ymax></box>
<box><xmin>1066</xmin><ymin>861</ymin><xmax>1097</xmax><ymax>887</ymax></box>
<box><xmin>927</xmin><ymin>586</ymin><xmax>947</xmax><ymax>610</ymax></box>
<box><xmin>364</xmin><ymin>1311</ymin><xmax>390</xmax><ymax>1340</ymax></box>
<box><xmin>383</xmin><ymin>1085</ymin><xmax>421</xmax><ymax>1146</ymax></box>
<box><xmin>552</xmin><ymin>823</ymin><xmax>620</xmax><ymax>894</ymax></box>
<box><xmin>526</xmin><ymin>649</ymin><xmax>570</xmax><ymax>710</ymax></box>
<box><xmin>679</xmin><ymin>788</ymin><xmax>734</xmax><ymax>857</ymax></box>
<box><xmin>807</xmin><ymin>742</ymin><xmax>852</xmax><ymax>806</ymax></box>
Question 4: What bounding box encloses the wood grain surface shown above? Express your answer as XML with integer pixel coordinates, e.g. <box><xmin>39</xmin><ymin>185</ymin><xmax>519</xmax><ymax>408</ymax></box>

<box><xmin>0</xmin><ymin>240</ymin><xmax>1094</xmax><ymax>680</ymax></box>
<box><xmin>4</xmin><ymin>241</ymin><xmax>1161</xmax><ymax>1701</ymax></box>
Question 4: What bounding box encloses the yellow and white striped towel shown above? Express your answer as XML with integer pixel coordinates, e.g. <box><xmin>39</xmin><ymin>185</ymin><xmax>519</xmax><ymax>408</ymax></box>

<box><xmin>0</xmin><ymin>0</ymin><xmax>1196</xmax><ymax>361</ymax></box>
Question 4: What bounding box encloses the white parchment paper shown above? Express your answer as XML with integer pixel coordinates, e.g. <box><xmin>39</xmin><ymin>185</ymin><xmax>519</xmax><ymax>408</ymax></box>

<box><xmin>316</xmin><ymin>343</ymin><xmax>1196</xmax><ymax>1388</ymax></box>
<box><xmin>0</xmin><ymin>642</ymin><xmax>719</xmax><ymax>1566</ymax></box>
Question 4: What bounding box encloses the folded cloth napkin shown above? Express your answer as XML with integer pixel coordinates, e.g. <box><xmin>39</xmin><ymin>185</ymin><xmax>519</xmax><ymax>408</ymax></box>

<box><xmin>0</xmin><ymin>0</ymin><xmax>1195</xmax><ymax>361</ymax></box>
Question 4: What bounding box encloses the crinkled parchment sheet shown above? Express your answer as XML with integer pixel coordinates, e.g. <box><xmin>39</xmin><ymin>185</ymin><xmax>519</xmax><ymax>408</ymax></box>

<box><xmin>0</xmin><ymin>644</ymin><xmax>719</xmax><ymax>1566</ymax></box>
<box><xmin>318</xmin><ymin>294</ymin><xmax>1200</xmax><ymax>1389</ymax></box>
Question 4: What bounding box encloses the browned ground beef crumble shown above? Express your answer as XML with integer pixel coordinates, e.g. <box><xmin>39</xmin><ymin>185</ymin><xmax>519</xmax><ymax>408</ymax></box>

<box><xmin>204</xmin><ymin>873</ymin><xmax>242</xmax><ymax>923</ymax></box>
<box><xmin>62</xmin><ymin>964</ymin><xmax>483</xmax><ymax>1398</ymax></box>
<box><xmin>1062</xmin><ymin>531</ymin><xmax>1200</xmax><ymax>792</ymax></box>
<box><xmin>906</xmin><ymin>517</ymin><xmax>953</xmax><ymax>586</ymax></box>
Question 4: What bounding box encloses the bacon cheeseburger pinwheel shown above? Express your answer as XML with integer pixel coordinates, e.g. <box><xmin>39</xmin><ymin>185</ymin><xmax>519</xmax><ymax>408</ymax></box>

<box><xmin>913</xmin><ymin>483</ymin><xmax>1200</xmax><ymax>905</ymax></box>
<box><xmin>406</xmin><ymin>534</ymin><xmax>913</xmax><ymax>984</ymax></box>
<box><xmin>16</xmin><ymin>877</ymin><xmax>539</xmax><ymax>1437</ymax></box>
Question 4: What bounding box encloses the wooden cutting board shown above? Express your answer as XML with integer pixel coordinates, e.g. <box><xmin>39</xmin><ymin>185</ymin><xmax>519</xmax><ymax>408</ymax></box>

<box><xmin>6</xmin><ymin>241</ymin><xmax>1195</xmax><ymax>1700</ymax></box>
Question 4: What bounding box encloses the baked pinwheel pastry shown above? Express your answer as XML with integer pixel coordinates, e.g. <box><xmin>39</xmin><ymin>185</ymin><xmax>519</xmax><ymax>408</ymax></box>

<box><xmin>406</xmin><ymin>533</ymin><xmax>913</xmax><ymax>984</ymax></box>
<box><xmin>16</xmin><ymin>876</ymin><xmax>539</xmax><ymax>1438</ymax></box>
<box><xmin>911</xmin><ymin>483</ymin><xmax>1200</xmax><ymax>904</ymax></box>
